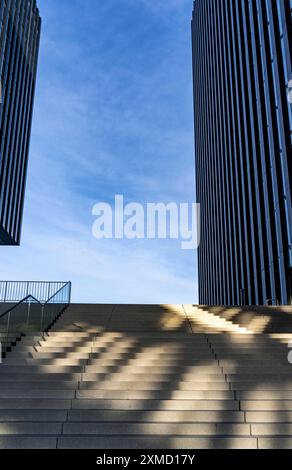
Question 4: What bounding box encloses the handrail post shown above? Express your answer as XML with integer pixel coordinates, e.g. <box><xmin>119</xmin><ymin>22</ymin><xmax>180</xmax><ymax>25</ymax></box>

<box><xmin>6</xmin><ymin>311</ymin><xmax>11</xmax><ymax>347</ymax></box>
<box><xmin>68</xmin><ymin>281</ymin><xmax>72</xmax><ymax>304</ymax></box>
<box><xmin>48</xmin><ymin>283</ymin><xmax>51</xmax><ymax>303</ymax></box>
<box><xmin>26</xmin><ymin>298</ymin><xmax>31</xmax><ymax>327</ymax></box>
<box><xmin>239</xmin><ymin>288</ymin><xmax>245</xmax><ymax>306</ymax></box>
<box><xmin>4</xmin><ymin>282</ymin><xmax>7</xmax><ymax>303</ymax></box>
<box><xmin>26</xmin><ymin>281</ymin><xmax>29</xmax><ymax>299</ymax></box>
<box><xmin>41</xmin><ymin>304</ymin><xmax>45</xmax><ymax>332</ymax></box>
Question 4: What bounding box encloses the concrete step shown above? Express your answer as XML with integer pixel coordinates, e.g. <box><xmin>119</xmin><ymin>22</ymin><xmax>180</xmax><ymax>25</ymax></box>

<box><xmin>210</xmin><ymin>342</ymin><xmax>288</xmax><ymax>348</ymax></box>
<box><xmin>19</xmin><ymin>335</ymin><xmax>44</xmax><ymax>342</ymax></box>
<box><xmin>0</xmin><ymin>399</ymin><xmax>71</xmax><ymax>409</ymax></box>
<box><xmin>0</xmin><ymin>437</ymin><xmax>57</xmax><ymax>449</ymax></box>
<box><xmin>38</xmin><ymin>341</ymin><xmax>94</xmax><ymax>348</ymax></box>
<box><xmin>230</xmin><ymin>382</ymin><xmax>292</xmax><ymax>390</ymax></box>
<box><xmin>39</xmin><ymin>342</ymin><xmax>211</xmax><ymax>349</ymax></box>
<box><xmin>5</xmin><ymin>357</ymin><xmax>217</xmax><ymax>366</ymax></box>
<box><xmin>227</xmin><ymin>374</ymin><xmax>292</xmax><ymax>382</ymax></box>
<box><xmin>219</xmin><ymin>359</ymin><xmax>289</xmax><ymax>366</ymax></box>
<box><xmin>7</xmin><ymin>349</ymin><xmax>40</xmax><ymax>356</ymax></box>
<box><xmin>210</xmin><ymin>342</ymin><xmax>290</xmax><ymax>348</ymax></box>
<box><xmin>57</xmin><ymin>436</ymin><xmax>258</xmax><ymax>449</ymax></box>
<box><xmin>0</xmin><ymin>373</ymin><xmax>82</xmax><ymax>381</ymax></box>
<box><xmin>224</xmin><ymin>357</ymin><xmax>290</xmax><ymax>364</ymax></box>
<box><xmin>246</xmin><ymin>411</ymin><xmax>292</xmax><ymax>423</ymax></box>
<box><xmin>89</xmin><ymin>349</ymin><xmax>213</xmax><ymax>355</ymax></box>
<box><xmin>213</xmin><ymin>347</ymin><xmax>288</xmax><ymax>353</ymax></box>
<box><xmin>222</xmin><ymin>366</ymin><xmax>292</xmax><ymax>374</ymax></box>
<box><xmin>72</xmin><ymin>399</ymin><xmax>240</xmax><ymax>411</ymax></box>
<box><xmin>251</xmin><ymin>424</ymin><xmax>292</xmax><ymax>436</ymax></box>
<box><xmin>82</xmin><ymin>373</ymin><xmax>227</xmax><ymax>382</ymax></box>
<box><xmin>3</xmin><ymin>359</ymin><xmax>89</xmax><ymax>366</ymax></box>
<box><xmin>236</xmin><ymin>391</ymin><xmax>292</xmax><ymax>400</ymax></box>
<box><xmin>33</xmin><ymin>358</ymin><xmax>90</xmax><ymax>366</ymax></box>
<box><xmin>0</xmin><ymin>423</ymin><xmax>62</xmax><ymax>435</ymax></box>
<box><xmin>35</xmin><ymin>346</ymin><xmax>212</xmax><ymax>354</ymax></box>
<box><xmin>0</xmin><ymin>365</ymin><xmax>84</xmax><ymax>373</ymax></box>
<box><xmin>214</xmin><ymin>349</ymin><xmax>288</xmax><ymax>355</ymax></box>
<box><xmin>0</xmin><ymin>378</ymin><xmax>231</xmax><ymax>390</ymax></box>
<box><xmin>46</xmin><ymin>333</ymin><xmax>97</xmax><ymax>338</ymax></box>
<box><xmin>12</xmin><ymin>343</ymin><xmax>40</xmax><ymax>350</ymax></box>
<box><xmin>84</xmin><ymin>365</ymin><xmax>222</xmax><ymax>374</ymax></box>
<box><xmin>34</xmin><ymin>347</ymin><xmax>93</xmax><ymax>353</ymax></box>
<box><xmin>75</xmin><ymin>390</ymin><xmax>235</xmax><ymax>400</ymax></box>
<box><xmin>0</xmin><ymin>411</ymin><xmax>67</xmax><ymax>422</ymax></box>
<box><xmin>208</xmin><ymin>337</ymin><xmax>286</xmax><ymax>342</ymax></box>
<box><xmin>9</xmin><ymin>352</ymin><xmax>91</xmax><ymax>359</ymax></box>
<box><xmin>240</xmin><ymin>401</ymin><xmax>292</xmax><ymax>411</ymax></box>
<box><xmin>40</xmin><ymin>338</ymin><xmax>206</xmax><ymax>345</ymax></box>
<box><xmin>258</xmin><ymin>438</ymin><xmax>292</xmax><ymax>449</ymax></box>
<box><xmin>78</xmin><ymin>381</ymin><xmax>231</xmax><ymax>391</ymax></box>
<box><xmin>48</xmin><ymin>332</ymin><xmax>196</xmax><ymax>338</ymax></box>
<box><xmin>62</xmin><ymin>422</ymin><xmax>251</xmax><ymax>436</ymax></box>
<box><xmin>87</xmin><ymin>359</ymin><xmax>217</xmax><ymax>366</ymax></box>
<box><xmin>23</xmin><ymin>352</ymin><xmax>214</xmax><ymax>360</ymax></box>
<box><xmin>0</xmin><ymin>382</ymin><xmax>77</xmax><ymax>390</ymax></box>
<box><xmin>0</xmin><ymin>390</ymin><xmax>75</xmax><ymax>399</ymax></box>
<box><xmin>67</xmin><ymin>409</ymin><xmax>245</xmax><ymax>422</ymax></box>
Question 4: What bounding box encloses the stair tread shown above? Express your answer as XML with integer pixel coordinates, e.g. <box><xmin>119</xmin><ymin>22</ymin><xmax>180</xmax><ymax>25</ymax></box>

<box><xmin>57</xmin><ymin>436</ymin><xmax>258</xmax><ymax>449</ymax></box>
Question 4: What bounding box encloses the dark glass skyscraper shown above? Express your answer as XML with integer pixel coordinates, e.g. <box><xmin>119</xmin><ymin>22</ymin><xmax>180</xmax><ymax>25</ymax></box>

<box><xmin>192</xmin><ymin>0</ymin><xmax>292</xmax><ymax>305</ymax></box>
<box><xmin>0</xmin><ymin>0</ymin><xmax>41</xmax><ymax>245</ymax></box>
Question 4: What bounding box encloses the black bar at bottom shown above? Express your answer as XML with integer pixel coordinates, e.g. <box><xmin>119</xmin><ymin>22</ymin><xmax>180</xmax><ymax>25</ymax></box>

<box><xmin>0</xmin><ymin>449</ymin><xmax>288</xmax><ymax>467</ymax></box>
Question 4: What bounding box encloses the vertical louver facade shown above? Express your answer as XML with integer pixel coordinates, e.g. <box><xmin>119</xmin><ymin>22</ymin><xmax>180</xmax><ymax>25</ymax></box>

<box><xmin>192</xmin><ymin>0</ymin><xmax>292</xmax><ymax>305</ymax></box>
<box><xmin>0</xmin><ymin>0</ymin><xmax>41</xmax><ymax>245</ymax></box>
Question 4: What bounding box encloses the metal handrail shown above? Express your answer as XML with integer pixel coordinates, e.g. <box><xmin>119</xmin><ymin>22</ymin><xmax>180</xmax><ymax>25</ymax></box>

<box><xmin>0</xmin><ymin>295</ymin><xmax>41</xmax><ymax>320</ymax></box>
<box><xmin>0</xmin><ymin>282</ymin><xmax>71</xmax><ymax>357</ymax></box>
<box><xmin>0</xmin><ymin>281</ymin><xmax>69</xmax><ymax>284</ymax></box>
<box><xmin>0</xmin><ymin>281</ymin><xmax>70</xmax><ymax>303</ymax></box>
<box><xmin>0</xmin><ymin>295</ymin><xmax>43</xmax><ymax>356</ymax></box>
<box><xmin>0</xmin><ymin>281</ymin><xmax>71</xmax><ymax>320</ymax></box>
<box><xmin>45</xmin><ymin>281</ymin><xmax>71</xmax><ymax>305</ymax></box>
<box><xmin>266</xmin><ymin>298</ymin><xmax>280</xmax><ymax>306</ymax></box>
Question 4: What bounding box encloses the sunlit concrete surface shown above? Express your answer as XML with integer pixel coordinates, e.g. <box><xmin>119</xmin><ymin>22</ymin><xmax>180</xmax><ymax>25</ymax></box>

<box><xmin>197</xmin><ymin>305</ymin><xmax>292</xmax><ymax>334</ymax></box>
<box><xmin>0</xmin><ymin>304</ymin><xmax>292</xmax><ymax>448</ymax></box>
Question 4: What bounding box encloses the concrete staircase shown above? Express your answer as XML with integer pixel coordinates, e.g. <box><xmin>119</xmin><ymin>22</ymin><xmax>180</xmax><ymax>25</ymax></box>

<box><xmin>0</xmin><ymin>304</ymin><xmax>292</xmax><ymax>449</ymax></box>
<box><xmin>196</xmin><ymin>305</ymin><xmax>292</xmax><ymax>333</ymax></box>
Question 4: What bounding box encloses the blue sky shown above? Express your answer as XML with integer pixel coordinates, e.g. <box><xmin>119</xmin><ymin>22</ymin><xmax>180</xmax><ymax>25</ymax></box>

<box><xmin>1</xmin><ymin>0</ymin><xmax>198</xmax><ymax>304</ymax></box>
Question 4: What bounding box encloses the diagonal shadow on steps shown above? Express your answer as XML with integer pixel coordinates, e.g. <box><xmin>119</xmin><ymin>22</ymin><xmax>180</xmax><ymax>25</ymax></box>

<box><xmin>1</xmin><ymin>303</ymin><xmax>292</xmax><ymax>449</ymax></box>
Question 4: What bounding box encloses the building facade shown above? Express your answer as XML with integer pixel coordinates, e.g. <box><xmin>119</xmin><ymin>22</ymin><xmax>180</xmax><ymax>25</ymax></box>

<box><xmin>0</xmin><ymin>0</ymin><xmax>41</xmax><ymax>245</ymax></box>
<box><xmin>192</xmin><ymin>0</ymin><xmax>292</xmax><ymax>305</ymax></box>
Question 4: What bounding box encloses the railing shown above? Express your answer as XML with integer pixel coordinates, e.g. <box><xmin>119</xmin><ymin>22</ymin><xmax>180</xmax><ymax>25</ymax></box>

<box><xmin>41</xmin><ymin>282</ymin><xmax>71</xmax><ymax>331</ymax></box>
<box><xmin>266</xmin><ymin>298</ymin><xmax>280</xmax><ymax>306</ymax></box>
<box><xmin>240</xmin><ymin>288</ymin><xmax>246</xmax><ymax>306</ymax></box>
<box><xmin>0</xmin><ymin>281</ymin><xmax>70</xmax><ymax>303</ymax></box>
<box><xmin>0</xmin><ymin>282</ymin><xmax>71</xmax><ymax>357</ymax></box>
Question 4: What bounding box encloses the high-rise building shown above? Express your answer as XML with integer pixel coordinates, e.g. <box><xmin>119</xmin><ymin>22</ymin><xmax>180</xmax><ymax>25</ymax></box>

<box><xmin>192</xmin><ymin>0</ymin><xmax>292</xmax><ymax>305</ymax></box>
<box><xmin>0</xmin><ymin>0</ymin><xmax>41</xmax><ymax>245</ymax></box>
